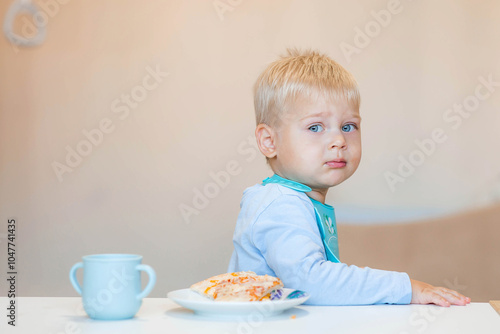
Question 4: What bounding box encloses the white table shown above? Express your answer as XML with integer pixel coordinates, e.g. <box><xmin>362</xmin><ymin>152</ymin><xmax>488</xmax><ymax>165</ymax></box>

<box><xmin>1</xmin><ymin>297</ymin><xmax>499</xmax><ymax>333</ymax></box>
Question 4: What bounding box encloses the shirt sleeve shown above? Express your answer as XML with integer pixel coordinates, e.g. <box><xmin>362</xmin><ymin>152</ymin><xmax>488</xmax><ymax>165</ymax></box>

<box><xmin>250</xmin><ymin>192</ymin><xmax>412</xmax><ymax>305</ymax></box>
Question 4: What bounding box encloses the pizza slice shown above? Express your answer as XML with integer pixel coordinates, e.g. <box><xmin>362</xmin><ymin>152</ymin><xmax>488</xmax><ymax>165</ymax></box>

<box><xmin>190</xmin><ymin>271</ymin><xmax>284</xmax><ymax>302</ymax></box>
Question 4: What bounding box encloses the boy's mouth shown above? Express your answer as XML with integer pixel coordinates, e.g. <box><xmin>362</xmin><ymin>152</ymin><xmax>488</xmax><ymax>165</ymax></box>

<box><xmin>325</xmin><ymin>159</ymin><xmax>346</xmax><ymax>168</ymax></box>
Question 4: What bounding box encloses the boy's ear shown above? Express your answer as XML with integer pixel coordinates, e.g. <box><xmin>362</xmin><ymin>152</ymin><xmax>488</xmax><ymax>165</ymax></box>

<box><xmin>255</xmin><ymin>124</ymin><xmax>277</xmax><ymax>158</ymax></box>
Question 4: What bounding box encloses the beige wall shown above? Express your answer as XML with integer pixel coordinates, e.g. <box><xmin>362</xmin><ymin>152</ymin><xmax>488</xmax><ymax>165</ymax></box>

<box><xmin>0</xmin><ymin>0</ymin><xmax>499</xmax><ymax>298</ymax></box>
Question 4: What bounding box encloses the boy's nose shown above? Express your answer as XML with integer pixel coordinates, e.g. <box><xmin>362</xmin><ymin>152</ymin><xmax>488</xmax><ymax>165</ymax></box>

<box><xmin>329</xmin><ymin>133</ymin><xmax>347</xmax><ymax>150</ymax></box>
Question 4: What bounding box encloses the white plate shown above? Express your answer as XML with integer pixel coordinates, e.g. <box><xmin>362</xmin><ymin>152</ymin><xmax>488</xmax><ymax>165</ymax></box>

<box><xmin>167</xmin><ymin>288</ymin><xmax>309</xmax><ymax>317</ymax></box>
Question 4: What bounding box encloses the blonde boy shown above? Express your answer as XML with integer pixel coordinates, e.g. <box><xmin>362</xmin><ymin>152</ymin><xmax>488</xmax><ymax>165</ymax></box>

<box><xmin>228</xmin><ymin>49</ymin><xmax>470</xmax><ymax>306</ymax></box>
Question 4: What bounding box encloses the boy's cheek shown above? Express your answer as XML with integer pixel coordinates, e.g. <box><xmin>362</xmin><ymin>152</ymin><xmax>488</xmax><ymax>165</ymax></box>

<box><xmin>351</xmin><ymin>140</ymin><xmax>362</xmax><ymax>157</ymax></box>
<box><xmin>349</xmin><ymin>151</ymin><xmax>362</xmax><ymax>170</ymax></box>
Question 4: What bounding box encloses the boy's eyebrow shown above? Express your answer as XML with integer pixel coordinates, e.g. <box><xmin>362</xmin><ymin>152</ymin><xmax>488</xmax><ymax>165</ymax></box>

<box><xmin>300</xmin><ymin>112</ymin><xmax>362</xmax><ymax>121</ymax></box>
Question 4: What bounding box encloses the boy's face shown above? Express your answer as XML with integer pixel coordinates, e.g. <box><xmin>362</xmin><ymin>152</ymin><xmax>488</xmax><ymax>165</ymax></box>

<box><xmin>268</xmin><ymin>93</ymin><xmax>362</xmax><ymax>191</ymax></box>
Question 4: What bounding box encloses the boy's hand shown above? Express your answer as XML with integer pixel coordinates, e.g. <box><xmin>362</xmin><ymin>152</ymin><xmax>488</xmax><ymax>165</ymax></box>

<box><xmin>410</xmin><ymin>279</ymin><xmax>471</xmax><ymax>307</ymax></box>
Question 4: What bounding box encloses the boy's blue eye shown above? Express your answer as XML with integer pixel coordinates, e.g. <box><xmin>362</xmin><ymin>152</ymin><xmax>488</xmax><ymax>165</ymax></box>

<box><xmin>342</xmin><ymin>124</ymin><xmax>357</xmax><ymax>132</ymax></box>
<box><xmin>309</xmin><ymin>124</ymin><xmax>324</xmax><ymax>132</ymax></box>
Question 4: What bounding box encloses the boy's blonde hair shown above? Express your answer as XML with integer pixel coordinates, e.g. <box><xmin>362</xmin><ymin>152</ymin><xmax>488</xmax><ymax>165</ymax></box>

<box><xmin>253</xmin><ymin>48</ymin><xmax>360</xmax><ymax>127</ymax></box>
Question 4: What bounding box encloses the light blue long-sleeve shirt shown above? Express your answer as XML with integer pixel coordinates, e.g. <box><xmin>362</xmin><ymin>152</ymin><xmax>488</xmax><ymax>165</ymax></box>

<box><xmin>228</xmin><ymin>183</ymin><xmax>412</xmax><ymax>305</ymax></box>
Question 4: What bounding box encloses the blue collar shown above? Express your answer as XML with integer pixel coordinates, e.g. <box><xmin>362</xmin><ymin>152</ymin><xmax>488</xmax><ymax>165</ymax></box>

<box><xmin>262</xmin><ymin>174</ymin><xmax>333</xmax><ymax>209</ymax></box>
<box><xmin>262</xmin><ymin>174</ymin><xmax>312</xmax><ymax>192</ymax></box>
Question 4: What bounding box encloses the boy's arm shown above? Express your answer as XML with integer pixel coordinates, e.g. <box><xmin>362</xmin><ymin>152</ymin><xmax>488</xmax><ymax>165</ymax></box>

<box><xmin>251</xmin><ymin>194</ymin><xmax>412</xmax><ymax>305</ymax></box>
<box><xmin>251</xmin><ymin>193</ymin><xmax>470</xmax><ymax>306</ymax></box>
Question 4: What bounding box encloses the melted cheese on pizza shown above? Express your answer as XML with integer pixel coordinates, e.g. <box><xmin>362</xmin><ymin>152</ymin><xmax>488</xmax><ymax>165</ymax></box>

<box><xmin>190</xmin><ymin>271</ymin><xmax>283</xmax><ymax>302</ymax></box>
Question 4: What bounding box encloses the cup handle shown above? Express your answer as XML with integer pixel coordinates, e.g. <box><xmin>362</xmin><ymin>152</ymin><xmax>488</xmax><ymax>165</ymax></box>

<box><xmin>136</xmin><ymin>264</ymin><xmax>156</xmax><ymax>300</ymax></box>
<box><xmin>69</xmin><ymin>262</ymin><xmax>83</xmax><ymax>295</ymax></box>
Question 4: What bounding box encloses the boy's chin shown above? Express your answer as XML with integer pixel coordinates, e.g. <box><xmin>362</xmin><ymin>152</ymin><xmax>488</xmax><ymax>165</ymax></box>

<box><xmin>308</xmin><ymin>179</ymin><xmax>344</xmax><ymax>190</ymax></box>
<box><xmin>317</xmin><ymin>176</ymin><xmax>349</xmax><ymax>188</ymax></box>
